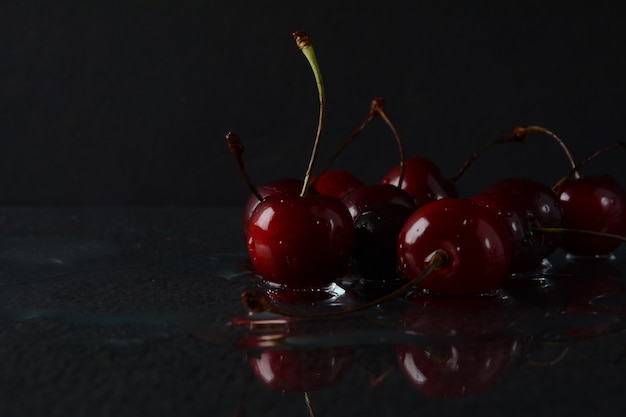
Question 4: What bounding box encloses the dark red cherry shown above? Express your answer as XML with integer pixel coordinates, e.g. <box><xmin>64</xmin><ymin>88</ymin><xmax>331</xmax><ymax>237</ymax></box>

<box><xmin>247</xmin><ymin>193</ymin><xmax>354</xmax><ymax>289</ymax></box>
<box><xmin>397</xmin><ymin>337</ymin><xmax>519</xmax><ymax>398</ymax></box>
<box><xmin>381</xmin><ymin>157</ymin><xmax>457</xmax><ymax>204</ymax></box>
<box><xmin>342</xmin><ymin>183</ymin><xmax>417</xmax><ymax>221</ymax></box>
<box><xmin>241</xmin><ymin>179</ymin><xmax>316</xmax><ymax>239</ymax></box>
<box><xmin>352</xmin><ymin>203</ymin><xmax>415</xmax><ymax>280</ymax></box>
<box><xmin>484</xmin><ymin>178</ymin><xmax>563</xmax><ymax>269</ymax></box>
<box><xmin>556</xmin><ymin>175</ymin><xmax>626</xmax><ymax>257</ymax></box>
<box><xmin>311</xmin><ymin>170</ymin><xmax>365</xmax><ymax>200</ymax></box>
<box><xmin>471</xmin><ymin>192</ymin><xmax>537</xmax><ymax>274</ymax></box>
<box><xmin>249</xmin><ymin>347</ymin><xmax>353</xmax><ymax>392</ymax></box>
<box><xmin>397</xmin><ymin>198</ymin><xmax>512</xmax><ymax>296</ymax></box>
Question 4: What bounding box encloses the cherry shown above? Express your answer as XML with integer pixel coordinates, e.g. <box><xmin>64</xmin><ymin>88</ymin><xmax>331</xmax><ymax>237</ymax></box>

<box><xmin>397</xmin><ymin>198</ymin><xmax>512</xmax><ymax>296</ymax></box>
<box><xmin>247</xmin><ymin>193</ymin><xmax>353</xmax><ymax>289</ymax></box>
<box><xmin>483</xmin><ymin>178</ymin><xmax>563</xmax><ymax>271</ymax></box>
<box><xmin>342</xmin><ymin>183</ymin><xmax>417</xmax><ymax>221</ymax></box>
<box><xmin>248</xmin><ymin>347</ymin><xmax>353</xmax><ymax>392</ymax></box>
<box><xmin>381</xmin><ymin>157</ymin><xmax>457</xmax><ymax>205</ymax></box>
<box><xmin>555</xmin><ymin>175</ymin><xmax>626</xmax><ymax>258</ymax></box>
<box><xmin>240</xmin><ymin>178</ymin><xmax>315</xmax><ymax>239</ymax></box>
<box><xmin>352</xmin><ymin>203</ymin><xmax>415</xmax><ymax>281</ymax></box>
<box><xmin>310</xmin><ymin>169</ymin><xmax>364</xmax><ymax>200</ymax></box>
<box><xmin>470</xmin><ymin>191</ymin><xmax>540</xmax><ymax>274</ymax></box>
<box><xmin>397</xmin><ymin>337</ymin><xmax>519</xmax><ymax>398</ymax></box>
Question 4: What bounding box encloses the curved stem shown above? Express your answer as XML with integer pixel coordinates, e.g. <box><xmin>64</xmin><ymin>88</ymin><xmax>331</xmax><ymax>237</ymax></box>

<box><xmin>370</xmin><ymin>98</ymin><xmax>406</xmax><ymax>188</ymax></box>
<box><xmin>553</xmin><ymin>141</ymin><xmax>626</xmax><ymax>191</ymax></box>
<box><xmin>522</xmin><ymin>125</ymin><xmax>579</xmax><ymax>178</ymax></box>
<box><xmin>450</xmin><ymin>134</ymin><xmax>509</xmax><ymax>184</ymax></box>
<box><xmin>532</xmin><ymin>227</ymin><xmax>626</xmax><ymax>243</ymax></box>
<box><xmin>451</xmin><ymin>125</ymin><xmax>578</xmax><ymax>184</ymax></box>
<box><xmin>241</xmin><ymin>249</ymin><xmax>449</xmax><ymax>318</ymax></box>
<box><xmin>293</xmin><ymin>31</ymin><xmax>325</xmax><ymax>197</ymax></box>
<box><xmin>226</xmin><ymin>132</ymin><xmax>263</xmax><ymax>201</ymax></box>
<box><xmin>314</xmin><ymin>102</ymin><xmax>377</xmax><ymax>181</ymax></box>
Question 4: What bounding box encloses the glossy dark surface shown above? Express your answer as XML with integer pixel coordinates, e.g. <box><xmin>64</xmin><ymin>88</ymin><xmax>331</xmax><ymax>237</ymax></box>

<box><xmin>2</xmin><ymin>206</ymin><xmax>626</xmax><ymax>416</ymax></box>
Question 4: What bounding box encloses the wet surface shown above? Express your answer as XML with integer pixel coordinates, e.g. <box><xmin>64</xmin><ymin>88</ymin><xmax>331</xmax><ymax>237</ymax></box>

<box><xmin>1</xmin><ymin>206</ymin><xmax>626</xmax><ymax>416</ymax></box>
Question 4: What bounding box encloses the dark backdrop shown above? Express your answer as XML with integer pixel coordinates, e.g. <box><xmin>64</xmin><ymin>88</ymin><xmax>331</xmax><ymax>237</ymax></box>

<box><xmin>2</xmin><ymin>0</ymin><xmax>625</xmax><ymax>206</ymax></box>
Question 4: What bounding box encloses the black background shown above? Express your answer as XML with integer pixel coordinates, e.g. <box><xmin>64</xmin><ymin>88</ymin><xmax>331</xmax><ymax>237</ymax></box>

<box><xmin>2</xmin><ymin>0</ymin><xmax>625</xmax><ymax>206</ymax></box>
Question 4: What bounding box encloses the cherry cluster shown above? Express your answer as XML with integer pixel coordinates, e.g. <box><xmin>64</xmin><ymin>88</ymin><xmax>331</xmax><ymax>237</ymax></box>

<box><xmin>227</xmin><ymin>31</ymin><xmax>626</xmax><ymax>314</ymax></box>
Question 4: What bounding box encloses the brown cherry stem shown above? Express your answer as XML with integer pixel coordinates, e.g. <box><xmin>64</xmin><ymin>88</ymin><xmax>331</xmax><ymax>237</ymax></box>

<box><xmin>553</xmin><ymin>141</ymin><xmax>626</xmax><ymax>191</ymax></box>
<box><xmin>450</xmin><ymin>125</ymin><xmax>579</xmax><ymax>184</ymax></box>
<box><xmin>241</xmin><ymin>249</ymin><xmax>449</xmax><ymax>318</ymax></box>
<box><xmin>226</xmin><ymin>132</ymin><xmax>263</xmax><ymax>202</ymax></box>
<box><xmin>532</xmin><ymin>227</ymin><xmax>626</xmax><ymax>243</ymax></box>
<box><xmin>313</xmin><ymin>97</ymin><xmax>406</xmax><ymax>188</ymax></box>
<box><xmin>293</xmin><ymin>31</ymin><xmax>325</xmax><ymax>197</ymax></box>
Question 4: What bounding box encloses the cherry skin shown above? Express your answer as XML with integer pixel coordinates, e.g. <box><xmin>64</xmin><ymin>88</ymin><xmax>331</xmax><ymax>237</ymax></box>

<box><xmin>241</xmin><ymin>179</ymin><xmax>317</xmax><ymax>240</ymax></box>
<box><xmin>247</xmin><ymin>193</ymin><xmax>354</xmax><ymax>290</ymax></box>
<box><xmin>397</xmin><ymin>337</ymin><xmax>519</xmax><ymax>398</ymax></box>
<box><xmin>397</xmin><ymin>198</ymin><xmax>512</xmax><ymax>296</ymax></box>
<box><xmin>352</xmin><ymin>203</ymin><xmax>416</xmax><ymax>281</ymax></box>
<box><xmin>342</xmin><ymin>183</ymin><xmax>417</xmax><ymax>221</ymax></box>
<box><xmin>555</xmin><ymin>175</ymin><xmax>626</xmax><ymax>257</ymax></box>
<box><xmin>311</xmin><ymin>169</ymin><xmax>364</xmax><ymax>200</ymax></box>
<box><xmin>470</xmin><ymin>191</ymin><xmax>536</xmax><ymax>274</ymax></box>
<box><xmin>484</xmin><ymin>178</ymin><xmax>563</xmax><ymax>270</ymax></box>
<box><xmin>381</xmin><ymin>157</ymin><xmax>457</xmax><ymax>204</ymax></box>
<box><xmin>248</xmin><ymin>347</ymin><xmax>353</xmax><ymax>392</ymax></box>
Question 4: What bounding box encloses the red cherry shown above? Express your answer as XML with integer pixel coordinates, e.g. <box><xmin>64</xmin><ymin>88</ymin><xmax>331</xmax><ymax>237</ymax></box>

<box><xmin>471</xmin><ymin>191</ymin><xmax>537</xmax><ymax>274</ymax></box>
<box><xmin>381</xmin><ymin>157</ymin><xmax>457</xmax><ymax>204</ymax></box>
<box><xmin>311</xmin><ymin>170</ymin><xmax>364</xmax><ymax>200</ymax></box>
<box><xmin>249</xmin><ymin>347</ymin><xmax>353</xmax><ymax>392</ymax></box>
<box><xmin>397</xmin><ymin>198</ymin><xmax>512</xmax><ymax>296</ymax></box>
<box><xmin>241</xmin><ymin>179</ymin><xmax>316</xmax><ymax>239</ymax></box>
<box><xmin>397</xmin><ymin>337</ymin><xmax>519</xmax><ymax>398</ymax></box>
<box><xmin>484</xmin><ymin>178</ymin><xmax>563</xmax><ymax>270</ymax></box>
<box><xmin>342</xmin><ymin>183</ymin><xmax>417</xmax><ymax>221</ymax></box>
<box><xmin>556</xmin><ymin>175</ymin><xmax>626</xmax><ymax>257</ymax></box>
<box><xmin>247</xmin><ymin>194</ymin><xmax>354</xmax><ymax>289</ymax></box>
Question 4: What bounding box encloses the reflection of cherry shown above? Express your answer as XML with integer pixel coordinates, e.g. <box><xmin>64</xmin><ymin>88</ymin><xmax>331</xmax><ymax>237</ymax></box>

<box><xmin>398</xmin><ymin>338</ymin><xmax>519</xmax><ymax>398</ymax></box>
<box><xmin>397</xmin><ymin>292</ymin><xmax>522</xmax><ymax>398</ymax></box>
<box><xmin>397</xmin><ymin>198</ymin><xmax>512</xmax><ymax>295</ymax></box>
<box><xmin>550</xmin><ymin>261</ymin><xmax>626</xmax><ymax>338</ymax></box>
<box><xmin>381</xmin><ymin>157</ymin><xmax>457</xmax><ymax>205</ymax></box>
<box><xmin>556</xmin><ymin>175</ymin><xmax>626</xmax><ymax>257</ymax></box>
<box><xmin>248</xmin><ymin>348</ymin><xmax>354</xmax><ymax>392</ymax></box>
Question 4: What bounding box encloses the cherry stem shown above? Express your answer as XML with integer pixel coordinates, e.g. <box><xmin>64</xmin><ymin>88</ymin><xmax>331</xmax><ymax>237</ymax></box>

<box><xmin>226</xmin><ymin>132</ymin><xmax>263</xmax><ymax>202</ymax></box>
<box><xmin>553</xmin><ymin>141</ymin><xmax>626</xmax><ymax>191</ymax></box>
<box><xmin>304</xmin><ymin>392</ymin><xmax>316</xmax><ymax>417</ymax></box>
<box><xmin>241</xmin><ymin>249</ymin><xmax>449</xmax><ymax>318</ymax></box>
<box><xmin>293</xmin><ymin>31</ymin><xmax>325</xmax><ymax>197</ymax></box>
<box><xmin>532</xmin><ymin>227</ymin><xmax>626</xmax><ymax>243</ymax></box>
<box><xmin>450</xmin><ymin>125</ymin><xmax>578</xmax><ymax>184</ymax></box>
<box><xmin>313</xmin><ymin>97</ymin><xmax>406</xmax><ymax>188</ymax></box>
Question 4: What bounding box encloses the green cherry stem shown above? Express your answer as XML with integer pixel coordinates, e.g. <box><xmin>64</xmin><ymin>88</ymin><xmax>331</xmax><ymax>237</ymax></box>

<box><xmin>241</xmin><ymin>249</ymin><xmax>449</xmax><ymax>318</ymax></box>
<box><xmin>293</xmin><ymin>31</ymin><xmax>325</xmax><ymax>197</ymax></box>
